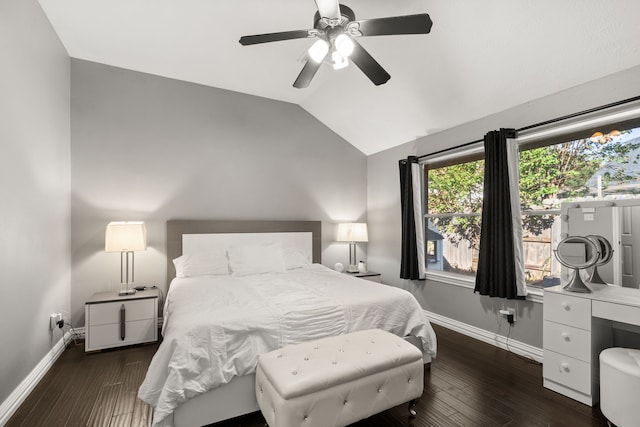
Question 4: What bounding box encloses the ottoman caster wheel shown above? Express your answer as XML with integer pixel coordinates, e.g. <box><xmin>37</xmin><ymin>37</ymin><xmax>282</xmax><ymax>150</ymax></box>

<box><xmin>408</xmin><ymin>400</ymin><xmax>417</xmax><ymax>418</ymax></box>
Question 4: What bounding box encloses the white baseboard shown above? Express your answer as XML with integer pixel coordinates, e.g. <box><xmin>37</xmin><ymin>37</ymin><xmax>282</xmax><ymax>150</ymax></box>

<box><xmin>0</xmin><ymin>331</ymin><xmax>72</xmax><ymax>425</ymax></box>
<box><xmin>424</xmin><ymin>310</ymin><xmax>544</xmax><ymax>363</ymax></box>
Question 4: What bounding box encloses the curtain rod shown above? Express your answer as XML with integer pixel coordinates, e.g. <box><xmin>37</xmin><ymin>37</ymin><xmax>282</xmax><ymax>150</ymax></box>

<box><xmin>406</xmin><ymin>94</ymin><xmax>640</xmax><ymax>162</ymax></box>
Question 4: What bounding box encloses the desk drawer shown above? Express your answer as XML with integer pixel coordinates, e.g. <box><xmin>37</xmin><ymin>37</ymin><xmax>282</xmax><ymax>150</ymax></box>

<box><xmin>593</xmin><ymin>300</ymin><xmax>640</xmax><ymax>327</ymax></box>
<box><xmin>543</xmin><ymin>321</ymin><xmax>591</xmax><ymax>362</ymax></box>
<box><xmin>88</xmin><ymin>298</ymin><xmax>155</xmax><ymax>326</ymax></box>
<box><xmin>543</xmin><ymin>350</ymin><xmax>591</xmax><ymax>395</ymax></box>
<box><xmin>544</xmin><ymin>292</ymin><xmax>591</xmax><ymax>330</ymax></box>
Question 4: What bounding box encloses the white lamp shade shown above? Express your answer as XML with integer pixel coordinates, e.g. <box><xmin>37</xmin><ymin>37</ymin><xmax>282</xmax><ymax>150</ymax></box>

<box><xmin>308</xmin><ymin>39</ymin><xmax>329</xmax><ymax>63</ymax></box>
<box><xmin>105</xmin><ymin>221</ymin><xmax>147</xmax><ymax>252</ymax></box>
<box><xmin>336</xmin><ymin>223</ymin><xmax>368</xmax><ymax>242</ymax></box>
<box><xmin>335</xmin><ymin>34</ymin><xmax>354</xmax><ymax>57</ymax></box>
<box><xmin>332</xmin><ymin>51</ymin><xmax>349</xmax><ymax>70</ymax></box>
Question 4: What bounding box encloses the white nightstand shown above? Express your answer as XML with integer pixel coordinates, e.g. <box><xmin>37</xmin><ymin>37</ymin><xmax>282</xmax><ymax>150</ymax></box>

<box><xmin>345</xmin><ymin>271</ymin><xmax>382</xmax><ymax>283</ymax></box>
<box><xmin>85</xmin><ymin>288</ymin><xmax>159</xmax><ymax>352</ymax></box>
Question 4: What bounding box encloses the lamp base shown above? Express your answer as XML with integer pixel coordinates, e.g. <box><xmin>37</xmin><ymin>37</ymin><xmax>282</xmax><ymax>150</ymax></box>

<box><xmin>346</xmin><ymin>264</ymin><xmax>359</xmax><ymax>273</ymax></box>
<box><xmin>119</xmin><ymin>288</ymin><xmax>137</xmax><ymax>296</ymax></box>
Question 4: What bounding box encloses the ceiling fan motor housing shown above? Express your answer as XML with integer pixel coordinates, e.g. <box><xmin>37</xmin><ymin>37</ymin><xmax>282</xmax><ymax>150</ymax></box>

<box><xmin>314</xmin><ymin>4</ymin><xmax>355</xmax><ymax>30</ymax></box>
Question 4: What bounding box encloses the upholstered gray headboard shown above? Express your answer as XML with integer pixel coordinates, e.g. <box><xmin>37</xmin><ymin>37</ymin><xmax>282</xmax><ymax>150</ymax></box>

<box><xmin>166</xmin><ymin>220</ymin><xmax>322</xmax><ymax>286</ymax></box>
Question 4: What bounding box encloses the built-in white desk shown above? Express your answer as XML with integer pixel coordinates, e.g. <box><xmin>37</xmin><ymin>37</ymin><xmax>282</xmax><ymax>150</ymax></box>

<box><xmin>543</xmin><ymin>284</ymin><xmax>640</xmax><ymax>406</ymax></box>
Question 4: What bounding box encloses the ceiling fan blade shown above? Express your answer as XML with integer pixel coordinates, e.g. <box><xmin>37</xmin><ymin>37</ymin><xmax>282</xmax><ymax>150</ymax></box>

<box><xmin>351</xmin><ymin>14</ymin><xmax>433</xmax><ymax>37</ymax></box>
<box><xmin>314</xmin><ymin>0</ymin><xmax>340</xmax><ymax>20</ymax></box>
<box><xmin>239</xmin><ymin>30</ymin><xmax>312</xmax><ymax>46</ymax></box>
<box><xmin>293</xmin><ymin>60</ymin><xmax>323</xmax><ymax>89</ymax></box>
<box><xmin>349</xmin><ymin>40</ymin><xmax>390</xmax><ymax>86</ymax></box>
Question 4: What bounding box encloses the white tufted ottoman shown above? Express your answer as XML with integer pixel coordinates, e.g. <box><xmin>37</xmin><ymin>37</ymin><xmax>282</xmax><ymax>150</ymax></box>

<box><xmin>600</xmin><ymin>347</ymin><xmax>640</xmax><ymax>427</ymax></box>
<box><xmin>255</xmin><ymin>329</ymin><xmax>424</xmax><ymax>427</ymax></box>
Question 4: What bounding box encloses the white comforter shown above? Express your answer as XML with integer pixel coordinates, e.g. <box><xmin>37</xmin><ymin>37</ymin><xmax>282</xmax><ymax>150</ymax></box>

<box><xmin>138</xmin><ymin>264</ymin><xmax>437</xmax><ymax>427</ymax></box>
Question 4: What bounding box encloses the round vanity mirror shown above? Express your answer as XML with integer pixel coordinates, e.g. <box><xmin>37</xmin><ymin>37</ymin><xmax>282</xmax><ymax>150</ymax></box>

<box><xmin>554</xmin><ymin>235</ymin><xmax>601</xmax><ymax>293</ymax></box>
<box><xmin>586</xmin><ymin>235</ymin><xmax>614</xmax><ymax>284</ymax></box>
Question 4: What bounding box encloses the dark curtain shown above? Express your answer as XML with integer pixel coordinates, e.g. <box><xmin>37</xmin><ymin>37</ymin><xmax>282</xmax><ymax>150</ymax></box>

<box><xmin>474</xmin><ymin>128</ymin><xmax>523</xmax><ymax>299</ymax></box>
<box><xmin>399</xmin><ymin>156</ymin><xmax>422</xmax><ymax>280</ymax></box>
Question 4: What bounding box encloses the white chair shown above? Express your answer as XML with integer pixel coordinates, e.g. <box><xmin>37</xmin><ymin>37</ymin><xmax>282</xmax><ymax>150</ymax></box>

<box><xmin>600</xmin><ymin>347</ymin><xmax>640</xmax><ymax>427</ymax></box>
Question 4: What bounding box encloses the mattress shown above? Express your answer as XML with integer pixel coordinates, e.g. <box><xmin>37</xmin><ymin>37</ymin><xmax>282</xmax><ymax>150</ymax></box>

<box><xmin>138</xmin><ymin>264</ymin><xmax>437</xmax><ymax>427</ymax></box>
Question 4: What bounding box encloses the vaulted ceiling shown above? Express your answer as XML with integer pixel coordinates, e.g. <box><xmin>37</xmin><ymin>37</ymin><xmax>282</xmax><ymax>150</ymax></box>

<box><xmin>39</xmin><ymin>0</ymin><xmax>640</xmax><ymax>155</ymax></box>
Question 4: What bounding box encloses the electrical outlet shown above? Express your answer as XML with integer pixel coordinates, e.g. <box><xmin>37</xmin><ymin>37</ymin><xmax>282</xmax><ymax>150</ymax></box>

<box><xmin>499</xmin><ymin>307</ymin><xmax>516</xmax><ymax>324</ymax></box>
<box><xmin>49</xmin><ymin>313</ymin><xmax>62</xmax><ymax>331</ymax></box>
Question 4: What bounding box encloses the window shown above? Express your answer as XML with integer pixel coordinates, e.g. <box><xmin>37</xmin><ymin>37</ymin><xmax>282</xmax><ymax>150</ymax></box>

<box><xmin>425</xmin><ymin>157</ymin><xmax>483</xmax><ymax>279</ymax></box>
<box><xmin>423</xmin><ymin>118</ymin><xmax>640</xmax><ymax>292</ymax></box>
<box><xmin>519</xmin><ymin>126</ymin><xmax>640</xmax><ymax>288</ymax></box>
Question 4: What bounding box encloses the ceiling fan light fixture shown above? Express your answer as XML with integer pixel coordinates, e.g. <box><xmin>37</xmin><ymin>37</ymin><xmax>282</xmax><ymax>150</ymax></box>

<box><xmin>239</xmin><ymin>2</ymin><xmax>433</xmax><ymax>88</ymax></box>
<box><xmin>334</xmin><ymin>33</ymin><xmax>354</xmax><ymax>57</ymax></box>
<box><xmin>332</xmin><ymin>51</ymin><xmax>349</xmax><ymax>69</ymax></box>
<box><xmin>308</xmin><ymin>39</ymin><xmax>329</xmax><ymax>63</ymax></box>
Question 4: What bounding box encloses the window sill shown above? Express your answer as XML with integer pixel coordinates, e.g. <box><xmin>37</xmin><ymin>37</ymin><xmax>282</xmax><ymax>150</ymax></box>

<box><xmin>425</xmin><ymin>271</ymin><xmax>544</xmax><ymax>304</ymax></box>
<box><xmin>425</xmin><ymin>270</ymin><xmax>475</xmax><ymax>289</ymax></box>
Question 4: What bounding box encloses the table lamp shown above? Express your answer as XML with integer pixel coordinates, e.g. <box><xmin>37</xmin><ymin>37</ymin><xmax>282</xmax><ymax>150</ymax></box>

<box><xmin>105</xmin><ymin>221</ymin><xmax>147</xmax><ymax>295</ymax></box>
<box><xmin>337</xmin><ymin>222</ymin><xmax>368</xmax><ymax>273</ymax></box>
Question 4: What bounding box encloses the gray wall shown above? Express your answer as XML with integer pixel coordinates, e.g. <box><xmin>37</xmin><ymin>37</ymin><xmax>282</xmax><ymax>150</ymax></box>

<box><xmin>367</xmin><ymin>65</ymin><xmax>640</xmax><ymax>349</ymax></box>
<box><xmin>70</xmin><ymin>60</ymin><xmax>367</xmax><ymax>327</ymax></box>
<box><xmin>0</xmin><ymin>0</ymin><xmax>70</xmax><ymax>405</ymax></box>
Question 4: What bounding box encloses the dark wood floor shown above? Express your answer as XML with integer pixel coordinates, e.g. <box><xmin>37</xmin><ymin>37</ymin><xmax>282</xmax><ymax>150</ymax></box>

<box><xmin>6</xmin><ymin>325</ymin><xmax>609</xmax><ymax>427</ymax></box>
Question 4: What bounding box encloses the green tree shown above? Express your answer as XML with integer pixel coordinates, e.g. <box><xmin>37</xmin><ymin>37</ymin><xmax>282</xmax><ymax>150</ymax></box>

<box><xmin>427</xmin><ymin>160</ymin><xmax>483</xmax><ymax>249</ymax></box>
<box><xmin>427</xmin><ymin>131</ymin><xmax>640</xmax><ymax>250</ymax></box>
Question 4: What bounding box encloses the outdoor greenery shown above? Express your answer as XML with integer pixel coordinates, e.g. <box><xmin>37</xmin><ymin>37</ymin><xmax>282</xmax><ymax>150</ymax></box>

<box><xmin>426</xmin><ymin>130</ymin><xmax>640</xmax><ymax>254</ymax></box>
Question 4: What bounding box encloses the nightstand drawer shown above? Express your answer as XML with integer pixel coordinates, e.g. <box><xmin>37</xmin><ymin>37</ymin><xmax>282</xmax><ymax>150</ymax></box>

<box><xmin>543</xmin><ymin>350</ymin><xmax>591</xmax><ymax>395</ymax></box>
<box><xmin>88</xmin><ymin>298</ymin><xmax>155</xmax><ymax>326</ymax></box>
<box><xmin>543</xmin><ymin>320</ymin><xmax>591</xmax><ymax>362</ymax></box>
<box><xmin>544</xmin><ymin>291</ymin><xmax>591</xmax><ymax>330</ymax></box>
<box><xmin>88</xmin><ymin>318</ymin><xmax>156</xmax><ymax>350</ymax></box>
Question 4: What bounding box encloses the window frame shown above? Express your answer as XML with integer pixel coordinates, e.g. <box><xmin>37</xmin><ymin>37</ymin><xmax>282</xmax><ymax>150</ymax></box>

<box><xmin>420</xmin><ymin>101</ymin><xmax>640</xmax><ymax>304</ymax></box>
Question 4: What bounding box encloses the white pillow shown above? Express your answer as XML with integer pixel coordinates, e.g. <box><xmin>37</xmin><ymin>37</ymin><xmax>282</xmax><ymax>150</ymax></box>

<box><xmin>227</xmin><ymin>242</ymin><xmax>286</xmax><ymax>276</ymax></box>
<box><xmin>283</xmin><ymin>247</ymin><xmax>311</xmax><ymax>270</ymax></box>
<box><xmin>173</xmin><ymin>251</ymin><xmax>229</xmax><ymax>278</ymax></box>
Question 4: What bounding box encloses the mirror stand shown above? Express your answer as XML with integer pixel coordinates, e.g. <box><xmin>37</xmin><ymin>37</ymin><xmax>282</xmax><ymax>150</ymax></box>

<box><xmin>564</xmin><ymin>268</ymin><xmax>592</xmax><ymax>293</ymax></box>
<box><xmin>588</xmin><ymin>267</ymin><xmax>606</xmax><ymax>285</ymax></box>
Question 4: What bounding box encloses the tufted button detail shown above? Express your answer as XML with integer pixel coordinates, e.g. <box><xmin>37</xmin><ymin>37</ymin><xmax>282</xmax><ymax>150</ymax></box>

<box><xmin>343</xmin><ymin>400</ymin><xmax>348</xmax><ymax>405</ymax></box>
<box><xmin>304</xmin><ymin>416</ymin><xmax>308</xmax><ymax>421</ymax></box>
<box><xmin>377</xmin><ymin>388</ymin><xmax>382</xmax><ymax>393</ymax></box>
<box><xmin>366</xmin><ymin>351</ymin><xmax>371</xmax><ymax>355</ymax></box>
<box><xmin>292</xmin><ymin>370</ymin><xmax>298</xmax><ymax>375</ymax></box>
<box><xmin>371</xmin><ymin>340</ymin><xmax>376</xmax><ymax>344</ymax></box>
<box><xmin>408</xmin><ymin>378</ymin><xmax>412</xmax><ymax>384</ymax></box>
<box><xmin>277</xmin><ymin>354</ymin><xmax>283</xmax><ymax>358</ymax></box>
<box><xmin>304</xmin><ymin>357</ymin><xmax>309</xmax><ymax>361</ymax></box>
<box><xmin>313</xmin><ymin>346</ymin><xmax>319</xmax><ymax>350</ymax></box>
<box><xmin>259</xmin><ymin>387</ymin><xmax>263</xmax><ymax>393</ymax></box>
<box><xmin>332</xmin><ymin>361</ymin><xmax>337</xmax><ymax>365</ymax></box>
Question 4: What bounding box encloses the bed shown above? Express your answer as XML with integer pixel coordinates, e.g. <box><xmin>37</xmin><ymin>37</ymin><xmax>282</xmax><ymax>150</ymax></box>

<box><xmin>138</xmin><ymin>220</ymin><xmax>437</xmax><ymax>427</ymax></box>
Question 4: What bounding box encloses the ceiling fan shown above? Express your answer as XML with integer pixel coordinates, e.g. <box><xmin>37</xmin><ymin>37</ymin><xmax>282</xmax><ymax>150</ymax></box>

<box><xmin>239</xmin><ymin>0</ymin><xmax>433</xmax><ymax>89</ymax></box>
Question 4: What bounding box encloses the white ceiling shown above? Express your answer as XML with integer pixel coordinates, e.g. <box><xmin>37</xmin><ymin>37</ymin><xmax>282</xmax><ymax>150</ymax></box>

<box><xmin>39</xmin><ymin>0</ymin><xmax>640</xmax><ymax>155</ymax></box>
